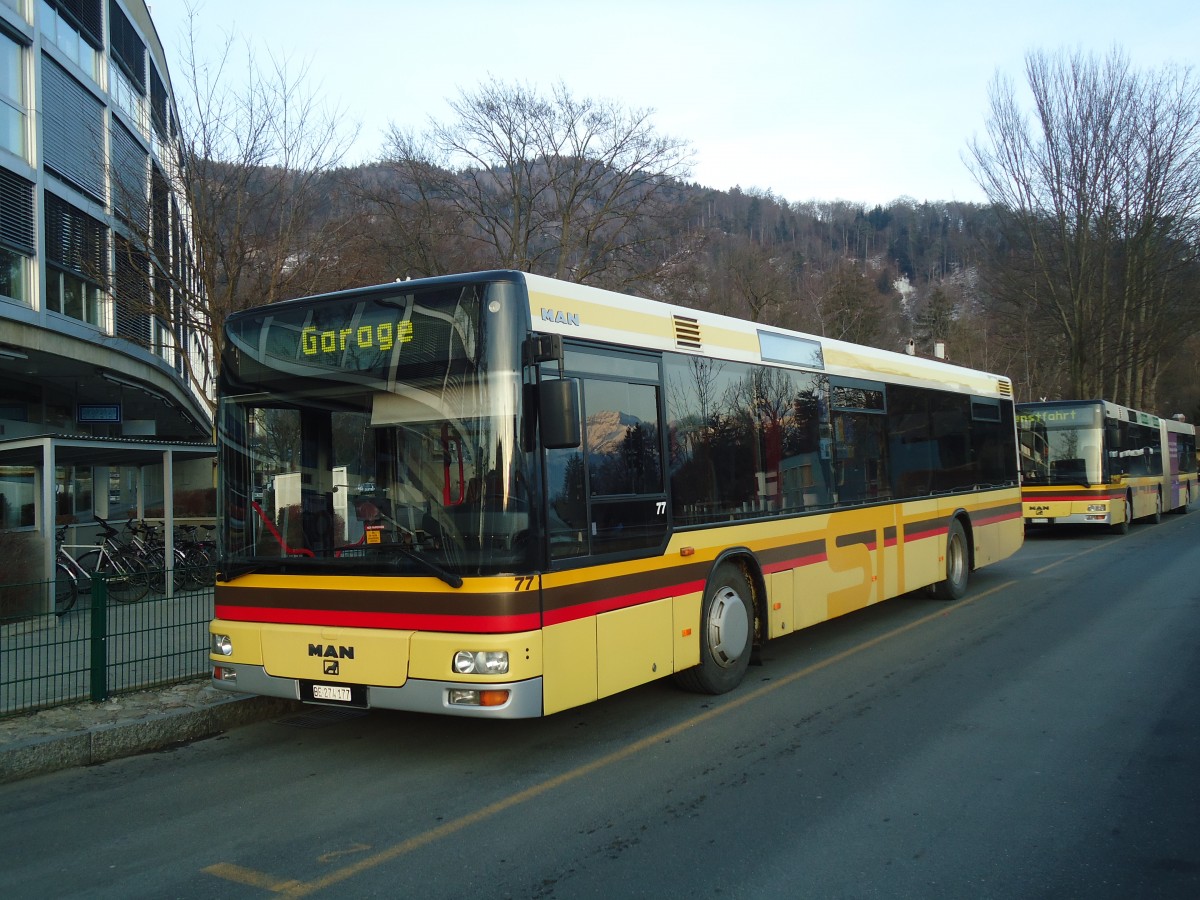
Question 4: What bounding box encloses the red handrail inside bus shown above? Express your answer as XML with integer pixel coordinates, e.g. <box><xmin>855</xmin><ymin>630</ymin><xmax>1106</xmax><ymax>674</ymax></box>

<box><xmin>251</xmin><ymin>501</ymin><xmax>314</xmax><ymax>557</ymax></box>
<box><xmin>442</xmin><ymin>424</ymin><xmax>465</xmax><ymax>506</ymax></box>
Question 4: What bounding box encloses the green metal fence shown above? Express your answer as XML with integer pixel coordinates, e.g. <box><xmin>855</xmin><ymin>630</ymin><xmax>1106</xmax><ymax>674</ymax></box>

<box><xmin>0</xmin><ymin>574</ymin><xmax>213</xmax><ymax>717</ymax></box>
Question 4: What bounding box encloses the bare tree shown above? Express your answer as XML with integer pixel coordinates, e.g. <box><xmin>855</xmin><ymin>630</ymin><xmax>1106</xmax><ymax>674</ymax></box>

<box><xmin>968</xmin><ymin>48</ymin><xmax>1200</xmax><ymax>409</ymax></box>
<box><xmin>716</xmin><ymin>237</ymin><xmax>793</xmax><ymax>323</ymax></box>
<box><xmin>380</xmin><ymin>79</ymin><xmax>693</xmax><ymax>289</ymax></box>
<box><xmin>112</xmin><ymin>5</ymin><xmax>358</xmax><ymax>415</ymax></box>
<box><xmin>800</xmin><ymin>261</ymin><xmax>890</xmax><ymax>346</ymax></box>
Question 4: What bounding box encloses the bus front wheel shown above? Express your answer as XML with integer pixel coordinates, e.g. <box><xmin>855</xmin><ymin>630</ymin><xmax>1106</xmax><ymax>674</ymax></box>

<box><xmin>674</xmin><ymin>563</ymin><xmax>753</xmax><ymax>695</ymax></box>
<box><xmin>933</xmin><ymin>518</ymin><xmax>970</xmax><ymax>602</ymax></box>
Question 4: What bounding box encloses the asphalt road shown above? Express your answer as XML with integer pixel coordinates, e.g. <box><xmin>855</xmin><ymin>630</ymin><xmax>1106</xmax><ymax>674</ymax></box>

<box><xmin>2</xmin><ymin>512</ymin><xmax>1199</xmax><ymax>899</ymax></box>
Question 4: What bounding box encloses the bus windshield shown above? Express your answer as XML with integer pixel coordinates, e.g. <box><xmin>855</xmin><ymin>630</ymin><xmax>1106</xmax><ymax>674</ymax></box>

<box><xmin>217</xmin><ymin>281</ymin><xmax>534</xmax><ymax>578</ymax></box>
<box><xmin>1018</xmin><ymin>404</ymin><xmax>1103</xmax><ymax>486</ymax></box>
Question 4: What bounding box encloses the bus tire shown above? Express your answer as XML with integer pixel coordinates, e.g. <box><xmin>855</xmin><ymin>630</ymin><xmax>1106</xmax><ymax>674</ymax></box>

<box><xmin>1111</xmin><ymin>493</ymin><xmax>1132</xmax><ymax>534</ymax></box>
<box><xmin>933</xmin><ymin>518</ymin><xmax>970</xmax><ymax>602</ymax></box>
<box><xmin>1149</xmin><ymin>492</ymin><xmax>1162</xmax><ymax>524</ymax></box>
<box><xmin>674</xmin><ymin>563</ymin><xmax>754</xmax><ymax>695</ymax></box>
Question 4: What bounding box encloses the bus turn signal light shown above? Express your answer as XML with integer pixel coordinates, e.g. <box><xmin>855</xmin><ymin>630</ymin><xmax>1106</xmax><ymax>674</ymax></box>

<box><xmin>447</xmin><ymin>689</ymin><xmax>511</xmax><ymax>707</ymax></box>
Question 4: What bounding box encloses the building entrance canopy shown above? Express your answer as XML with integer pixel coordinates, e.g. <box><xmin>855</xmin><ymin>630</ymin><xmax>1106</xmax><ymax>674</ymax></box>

<box><xmin>0</xmin><ymin>434</ymin><xmax>216</xmax><ymax>602</ymax></box>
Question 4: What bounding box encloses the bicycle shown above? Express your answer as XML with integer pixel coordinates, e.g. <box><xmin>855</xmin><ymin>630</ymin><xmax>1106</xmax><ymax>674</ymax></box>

<box><xmin>122</xmin><ymin>519</ymin><xmax>215</xmax><ymax>591</ymax></box>
<box><xmin>176</xmin><ymin>523</ymin><xmax>217</xmax><ymax>587</ymax></box>
<box><xmin>54</xmin><ymin>524</ymin><xmax>150</xmax><ymax>615</ymax></box>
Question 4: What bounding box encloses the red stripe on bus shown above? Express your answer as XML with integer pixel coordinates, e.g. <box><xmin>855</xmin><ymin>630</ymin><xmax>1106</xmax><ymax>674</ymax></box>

<box><xmin>972</xmin><ymin>508</ymin><xmax>1025</xmax><ymax>526</ymax></box>
<box><xmin>904</xmin><ymin>525</ymin><xmax>946</xmax><ymax>542</ymax></box>
<box><xmin>762</xmin><ymin>551</ymin><xmax>827</xmax><ymax>575</ymax></box>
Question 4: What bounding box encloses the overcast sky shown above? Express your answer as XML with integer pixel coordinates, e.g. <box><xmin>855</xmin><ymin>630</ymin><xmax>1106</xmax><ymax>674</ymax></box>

<box><xmin>146</xmin><ymin>0</ymin><xmax>1199</xmax><ymax>207</ymax></box>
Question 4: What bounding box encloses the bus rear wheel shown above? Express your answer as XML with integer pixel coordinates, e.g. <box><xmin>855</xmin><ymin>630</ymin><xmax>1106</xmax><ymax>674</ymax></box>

<box><xmin>933</xmin><ymin>518</ymin><xmax>970</xmax><ymax>602</ymax></box>
<box><xmin>674</xmin><ymin>563</ymin><xmax>754</xmax><ymax>695</ymax></box>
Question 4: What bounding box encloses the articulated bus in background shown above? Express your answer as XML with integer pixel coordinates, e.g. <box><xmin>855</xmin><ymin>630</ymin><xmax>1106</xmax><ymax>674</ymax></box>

<box><xmin>1017</xmin><ymin>400</ymin><xmax>1198</xmax><ymax>533</ymax></box>
<box><xmin>210</xmin><ymin>270</ymin><xmax>1024</xmax><ymax>719</ymax></box>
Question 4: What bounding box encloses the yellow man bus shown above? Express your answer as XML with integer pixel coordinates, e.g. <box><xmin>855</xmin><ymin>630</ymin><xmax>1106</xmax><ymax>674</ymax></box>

<box><xmin>210</xmin><ymin>271</ymin><xmax>1024</xmax><ymax>717</ymax></box>
<box><xmin>1017</xmin><ymin>399</ymin><xmax>1198</xmax><ymax>533</ymax></box>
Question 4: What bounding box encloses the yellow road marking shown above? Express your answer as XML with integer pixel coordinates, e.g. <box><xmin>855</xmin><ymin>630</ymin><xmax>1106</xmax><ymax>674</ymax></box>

<box><xmin>201</xmin><ymin>862</ymin><xmax>303</xmax><ymax>892</ymax></box>
<box><xmin>1030</xmin><ymin>538</ymin><xmax>1113</xmax><ymax>575</ymax></box>
<box><xmin>316</xmin><ymin>843</ymin><xmax>372</xmax><ymax>863</ymax></box>
<box><xmin>208</xmin><ymin>578</ymin><xmax>1022</xmax><ymax>896</ymax></box>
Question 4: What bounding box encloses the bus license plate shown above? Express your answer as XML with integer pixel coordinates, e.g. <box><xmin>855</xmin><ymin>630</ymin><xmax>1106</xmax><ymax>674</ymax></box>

<box><xmin>312</xmin><ymin>684</ymin><xmax>353</xmax><ymax>703</ymax></box>
<box><xmin>1030</xmin><ymin>517</ymin><xmax>1048</xmax><ymax>524</ymax></box>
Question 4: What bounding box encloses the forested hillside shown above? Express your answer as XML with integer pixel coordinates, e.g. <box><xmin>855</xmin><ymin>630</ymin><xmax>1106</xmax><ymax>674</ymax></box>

<box><xmin>161</xmin><ymin>51</ymin><xmax>1200</xmax><ymax>421</ymax></box>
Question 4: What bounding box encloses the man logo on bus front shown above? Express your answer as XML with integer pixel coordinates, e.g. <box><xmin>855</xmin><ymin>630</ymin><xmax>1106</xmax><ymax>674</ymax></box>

<box><xmin>324</xmin><ymin>660</ymin><xmax>339</xmax><ymax>676</ymax></box>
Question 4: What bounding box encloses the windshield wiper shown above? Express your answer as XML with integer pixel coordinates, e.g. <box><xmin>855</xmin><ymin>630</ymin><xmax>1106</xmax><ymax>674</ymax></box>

<box><xmin>395</xmin><ymin>546</ymin><xmax>463</xmax><ymax>589</ymax></box>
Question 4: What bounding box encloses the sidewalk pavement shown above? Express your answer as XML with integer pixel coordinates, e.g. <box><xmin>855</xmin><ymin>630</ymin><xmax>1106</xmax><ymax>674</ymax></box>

<box><xmin>0</xmin><ymin>680</ymin><xmax>300</xmax><ymax>784</ymax></box>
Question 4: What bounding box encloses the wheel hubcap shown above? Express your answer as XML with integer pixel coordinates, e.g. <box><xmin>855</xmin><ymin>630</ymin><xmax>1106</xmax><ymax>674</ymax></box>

<box><xmin>707</xmin><ymin>587</ymin><xmax>749</xmax><ymax>668</ymax></box>
<box><xmin>948</xmin><ymin>533</ymin><xmax>966</xmax><ymax>584</ymax></box>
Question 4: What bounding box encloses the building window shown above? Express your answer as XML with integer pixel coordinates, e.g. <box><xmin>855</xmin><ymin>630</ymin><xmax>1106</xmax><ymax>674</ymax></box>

<box><xmin>41</xmin><ymin>56</ymin><xmax>105</xmax><ymax>199</ymax></box>
<box><xmin>149</xmin><ymin>63</ymin><xmax>167</xmax><ymax>141</ymax></box>
<box><xmin>110</xmin><ymin>117</ymin><xmax>147</xmax><ymax>227</ymax></box>
<box><xmin>1</xmin><ymin>1</ymin><xmax>31</xmax><ymax>23</ymax></box>
<box><xmin>0</xmin><ymin>245</ymin><xmax>28</xmax><ymax>301</ymax></box>
<box><xmin>46</xmin><ymin>264</ymin><xmax>102</xmax><ymax>323</ymax></box>
<box><xmin>0</xmin><ymin>464</ymin><xmax>36</xmax><ymax>528</ymax></box>
<box><xmin>44</xmin><ymin>192</ymin><xmax>107</xmax><ymax>326</ymax></box>
<box><xmin>0</xmin><ymin>31</ymin><xmax>26</xmax><ymax>159</ymax></box>
<box><xmin>0</xmin><ymin>167</ymin><xmax>34</xmax><ymax>304</ymax></box>
<box><xmin>54</xmin><ymin>463</ymin><xmax>93</xmax><ymax>524</ymax></box>
<box><xmin>38</xmin><ymin>0</ymin><xmax>101</xmax><ymax>83</ymax></box>
<box><xmin>110</xmin><ymin>60</ymin><xmax>146</xmax><ymax>134</ymax></box>
<box><xmin>107</xmin><ymin>0</ymin><xmax>146</xmax><ymax>134</ymax></box>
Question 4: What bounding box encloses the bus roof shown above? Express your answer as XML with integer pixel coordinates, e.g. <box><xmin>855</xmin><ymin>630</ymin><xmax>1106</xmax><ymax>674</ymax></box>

<box><xmin>520</xmin><ymin>271</ymin><xmax>1013</xmax><ymax>399</ymax></box>
<box><xmin>1018</xmin><ymin>398</ymin><xmax>1194</xmax><ymax>433</ymax></box>
<box><xmin>230</xmin><ymin>270</ymin><xmax>1015</xmax><ymax>400</ymax></box>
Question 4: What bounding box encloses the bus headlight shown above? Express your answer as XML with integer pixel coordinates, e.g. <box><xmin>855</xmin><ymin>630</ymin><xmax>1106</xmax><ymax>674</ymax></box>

<box><xmin>452</xmin><ymin>650</ymin><xmax>509</xmax><ymax>675</ymax></box>
<box><xmin>211</xmin><ymin>634</ymin><xmax>233</xmax><ymax>656</ymax></box>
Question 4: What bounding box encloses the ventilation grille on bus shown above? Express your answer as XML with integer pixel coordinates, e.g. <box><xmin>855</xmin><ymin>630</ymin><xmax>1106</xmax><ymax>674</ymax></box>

<box><xmin>998</xmin><ymin>379</ymin><xmax>1013</xmax><ymax>397</ymax></box>
<box><xmin>673</xmin><ymin>315</ymin><xmax>702</xmax><ymax>350</ymax></box>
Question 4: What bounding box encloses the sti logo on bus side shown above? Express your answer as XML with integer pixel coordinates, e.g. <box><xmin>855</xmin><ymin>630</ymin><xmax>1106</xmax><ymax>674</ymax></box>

<box><xmin>309</xmin><ymin>644</ymin><xmax>355</xmax><ymax>659</ymax></box>
<box><xmin>541</xmin><ymin>308</ymin><xmax>580</xmax><ymax>327</ymax></box>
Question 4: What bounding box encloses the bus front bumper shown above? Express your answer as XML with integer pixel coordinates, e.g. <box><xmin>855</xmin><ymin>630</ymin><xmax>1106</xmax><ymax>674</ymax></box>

<box><xmin>1025</xmin><ymin>511</ymin><xmax>1113</xmax><ymax>526</ymax></box>
<box><xmin>210</xmin><ymin>664</ymin><xmax>544</xmax><ymax>719</ymax></box>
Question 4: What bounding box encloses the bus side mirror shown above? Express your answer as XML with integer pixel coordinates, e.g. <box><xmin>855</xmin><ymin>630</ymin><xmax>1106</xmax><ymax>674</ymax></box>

<box><xmin>540</xmin><ymin>378</ymin><xmax>582</xmax><ymax>449</ymax></box>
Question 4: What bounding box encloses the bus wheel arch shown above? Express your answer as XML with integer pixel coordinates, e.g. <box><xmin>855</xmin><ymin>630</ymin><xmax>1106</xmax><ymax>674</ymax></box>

<box><xmin>933</xmin><ymin>513</ymin><xmax>972</xmax><ymax>602</ymax></box>
<box><xmin>673</xmin><ymin>552</ymin><xmax>761</xmax><ymax>695</ymax></box>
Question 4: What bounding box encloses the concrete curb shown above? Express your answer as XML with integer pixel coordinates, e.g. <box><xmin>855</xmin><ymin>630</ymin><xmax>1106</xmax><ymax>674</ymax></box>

<box><xmin>0</xmin><ymin>695</ymin><xmax>300</xmax><ymax>784</ymax></box>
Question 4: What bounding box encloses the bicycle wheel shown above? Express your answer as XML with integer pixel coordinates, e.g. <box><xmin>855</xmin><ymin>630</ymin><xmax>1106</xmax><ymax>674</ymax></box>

<box><xmin>178</xmin><ymin>546</ymin><xmax>216</xmax><ymax>588</ymax></box>
<box><xmin>138</xmin><ymin>548</ymin><xmax>168</xmax><ymax>593</ymax></box>
<box><xmin>113</xmin><ymin>552</ymin><xmax>150</xmax><ymax>602</ymax></box>
<box><xmin>95</xmin><ymin>551</ymin><xmax>150</xmax><ymax>603</ymax></box>
<box><xmin>54</xmin><ymin>562</ymin><xmax>78</xmax><ymax>615</ymax></box>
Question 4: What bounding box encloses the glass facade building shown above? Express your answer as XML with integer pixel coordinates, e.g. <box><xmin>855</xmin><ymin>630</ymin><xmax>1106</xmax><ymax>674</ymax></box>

<box><xmin>0</xmin><ymin>0</ymin><xmax>210</xmax><ymax>540</ymax></box>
